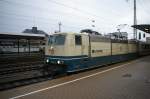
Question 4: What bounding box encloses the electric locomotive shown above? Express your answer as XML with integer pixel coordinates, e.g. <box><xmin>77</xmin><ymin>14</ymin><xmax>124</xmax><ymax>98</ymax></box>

<box><xmin>45</xmin><ymin>32</ymin><xmax>140</xmax><ymax>73</ymax></box>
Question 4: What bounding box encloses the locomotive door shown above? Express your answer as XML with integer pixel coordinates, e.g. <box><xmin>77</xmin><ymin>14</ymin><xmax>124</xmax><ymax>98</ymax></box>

<box><xmin>74</xmin><ymin>35</ymin><xmax>82</xmax><ymax>56</ymax></box>
<box><xmin>74</xmin><ymin>34</ymin><xmax>89</xmax><ymax>56</ymax></box>
<box><xmin>81</xmin><ymin>34</ymin><xmax>90</xmax><ymax>68</ymax></box>
<box><xmin>81</xmin><ymin>34</ymin><xmax>89</xmax><ymax>56</ymax></box>
<box><xmin>74</xmin><ymin>34</ymin><xmax>89</xmax><ymax>69</ymax></box>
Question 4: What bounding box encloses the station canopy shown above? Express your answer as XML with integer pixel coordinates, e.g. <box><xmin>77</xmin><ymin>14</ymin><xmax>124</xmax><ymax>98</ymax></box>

<box><xmin>0</xmin><ymin>32</ymin><xmax>45</xmax><ymax>40</ymax></box>
<box><xmin>132</xmin><ymin>24</ymin><xmax>150</xmax><ymax>33</ymax></box>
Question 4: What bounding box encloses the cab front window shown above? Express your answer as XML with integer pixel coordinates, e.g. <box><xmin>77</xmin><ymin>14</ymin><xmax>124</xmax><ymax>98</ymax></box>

<box><xmin>48</xmin><ymin>34</ymin><xmax>66</xmax><ymax>45</ymax></box>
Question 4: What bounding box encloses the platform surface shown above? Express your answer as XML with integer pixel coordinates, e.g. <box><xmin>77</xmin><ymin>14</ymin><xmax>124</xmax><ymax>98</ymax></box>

<box><xmin>0</xmin><ymin>56</ymin><xmax>150</xmax><ymax>99</ymax></box>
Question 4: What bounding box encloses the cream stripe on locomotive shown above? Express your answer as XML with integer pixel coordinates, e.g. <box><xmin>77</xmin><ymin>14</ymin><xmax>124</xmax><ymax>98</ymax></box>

<box><xmin>128</xmin><ymin>43</ymin><xmax>138</xmax><ymax>53</ymax></box>
<box><xmin>91</xmin><ymin>42</ymin><xmax>111</xmax><ymax>57</ymax></box>
<box><xmin>112</xmin><ymin>43</ymin><xmax>128</xmax><ymax>55</ymax></box>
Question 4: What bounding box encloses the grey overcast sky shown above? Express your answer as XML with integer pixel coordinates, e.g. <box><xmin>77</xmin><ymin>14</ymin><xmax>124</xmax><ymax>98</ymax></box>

<box><xmin>0</xmin><ymin>0</ymin><xmax>150</xmax><ymax>36</ymax></box>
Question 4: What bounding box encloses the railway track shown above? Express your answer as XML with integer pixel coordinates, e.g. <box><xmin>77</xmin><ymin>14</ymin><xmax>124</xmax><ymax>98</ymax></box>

<box><xmin>0</xmin><ymin>53</ymin><xmax>44</xmax><ymax>65</ymax></box>
<box><xmin>0</xmin><ymin>53</ymin><xmax>65</xmax><ymax>91</ymax></box>
<box><xmin>0</xmin><ymin>60</ymin><xmax>66</xmax><ymax>91</ymax></box>
<box><xmin>0</xmin><ymin>61</ymin><xmax>44</xmax><ymax>75</ymax></box>
<box><xmin>0</xmin><ymin>61</ymin><xmax>53</xmax><ymax>91</ymax></box>
<box><xmin>0</xmin><ymin>75</ymin><xmax>52</xmax><ymax>91</ymax></box>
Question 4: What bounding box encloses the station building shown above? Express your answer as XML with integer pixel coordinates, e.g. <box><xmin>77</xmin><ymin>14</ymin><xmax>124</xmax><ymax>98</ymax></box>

<box><xmin>132</xmin><ymin>24</ymin><xmax>150</xmax><ymax>42</ymax></box>
<box><xmin>0</xmin><ymin>27</ymin><xmax>47</xmax><ymax>55</ymax></box>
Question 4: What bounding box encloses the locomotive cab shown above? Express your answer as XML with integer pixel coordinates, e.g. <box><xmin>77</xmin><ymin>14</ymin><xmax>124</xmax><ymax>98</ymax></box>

<box><xmin>45</xmin><ymin>33</ymin><xmax>89</xmax><ymax>68</ymax></box>
<box><xmin>45</xmin><ymin>33</ymin><xmax>67</xmax><ymax>56</ymax></box>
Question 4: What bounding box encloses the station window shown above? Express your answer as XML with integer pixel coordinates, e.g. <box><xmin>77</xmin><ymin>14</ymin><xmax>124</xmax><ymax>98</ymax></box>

<box><xmin>143</xmin><ymin>33</ymin><xmax>145</xmax><ymax>38</ymax></box>
<box><xmin>139</xmin><ymin>32</ymin><xmax>141</xmax><ymax>39</ymax></box>
<box><xmin>75</xmin><ymin>35</ymin><xmax>82</xmax><ymax>45</ymax></box>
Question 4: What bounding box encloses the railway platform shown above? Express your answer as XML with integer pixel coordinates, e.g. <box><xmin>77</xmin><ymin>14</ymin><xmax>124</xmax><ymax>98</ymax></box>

<box><xmin>0</xmin><ymin>56</ymin><xmax>150</xmax><ymax>99</ymax></box>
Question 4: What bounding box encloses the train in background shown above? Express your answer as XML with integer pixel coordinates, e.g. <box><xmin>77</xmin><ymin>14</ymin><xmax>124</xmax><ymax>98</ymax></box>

<box><xmin>45</xmin><ymin>32</ymin><xmax>150</xmax><ymax>74</ymax></box>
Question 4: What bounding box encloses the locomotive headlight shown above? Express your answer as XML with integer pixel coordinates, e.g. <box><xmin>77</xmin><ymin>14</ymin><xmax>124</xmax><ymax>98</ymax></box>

<box><xmin>46</xmin><ymin>59</ymin><xmax>49</xmax><ymax>63</ymax></box>
<box><xmin>50</xmin><ymin>46</ymin><xmax>53</xmax><ymax>49</ymax></box>
<box><xmin>57</xmin><ymin>60</ymin><xmax>64</xmax><ymax>64</ymax></box>
<box><xmin>57</xmin><ymin>60</ymin><xmax>61</xmax><ymax>64</ymax></box>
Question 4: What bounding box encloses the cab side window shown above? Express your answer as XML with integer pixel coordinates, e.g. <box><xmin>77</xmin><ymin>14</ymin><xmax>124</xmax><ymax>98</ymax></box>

<box><xmin>75</xmin><ymin>35</ymin><xmax>82</xmax><ymax>45</ymax></box>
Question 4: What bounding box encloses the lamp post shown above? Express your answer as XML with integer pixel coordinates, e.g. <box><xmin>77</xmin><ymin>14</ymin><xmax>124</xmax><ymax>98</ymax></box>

<box><xmin>126</xmin><ymin>0</ymin><xmax>137</xmax><ymax>40</ymax></box>
<box><xmin>133</xmin><ymin>0</ymin><xmax>137</xmax><ymax>40</ymax></box>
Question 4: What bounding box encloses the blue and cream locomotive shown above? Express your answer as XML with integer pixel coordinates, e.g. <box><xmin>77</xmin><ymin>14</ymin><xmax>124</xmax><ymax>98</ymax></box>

<box><xmin>45</xmin><ymin>32</ymin><xmax>149</xmax><ymax>73</ymax></box>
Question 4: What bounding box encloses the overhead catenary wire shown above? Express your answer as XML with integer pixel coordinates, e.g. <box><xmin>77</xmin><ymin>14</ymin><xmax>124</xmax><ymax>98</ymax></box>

<box><xmin>47</xmin><ymin>0</ymin><xmax>118</xmax><ymax>22</ymax></box>
<box><xmin>0</xmin><ymin>0</ymin><xmax>135</xmax><ymax>33</ymax></box>
<box><xmin>0</xmin><ymin>0</ymin><xmax>108</xmax><ymax>32</ymax></box>
<box><xmin>0</xmin><ymin>0</ymin><xmax>92</xmax><ymax>22</ymax></box>
<box><xmin>0</xmin><ymin>0</ymin><xmax>117</xmax><ymax>24</ymax></box>
<box><xmin>0</xmin><ymin>12</ymin><xmax>86</xmax><ymax>32</ymax></box>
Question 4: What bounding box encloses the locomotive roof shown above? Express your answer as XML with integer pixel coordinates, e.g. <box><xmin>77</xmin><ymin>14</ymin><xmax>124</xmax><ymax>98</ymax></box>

<box><xmin>52</xmin><ymin>32</ymin><xmax>137</xmax><ymax>43</ymax></box>
<box><xmin>52</xmin><ymin>32</ymin><xmax>88</xmax><ymax>35</ymax></box>
<box><xmin>90</xmin><ymin>34</ymin><xmax>111</xmax><ymax>42</ymax></box>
